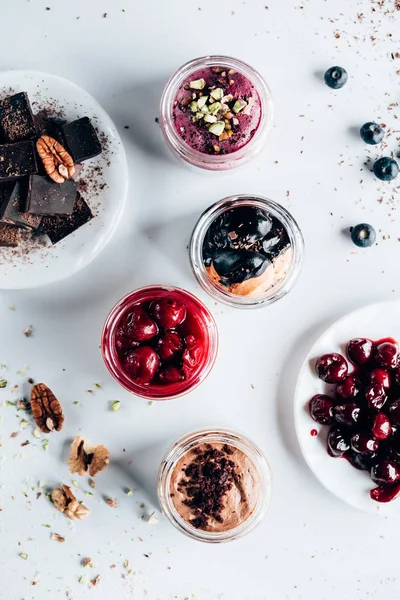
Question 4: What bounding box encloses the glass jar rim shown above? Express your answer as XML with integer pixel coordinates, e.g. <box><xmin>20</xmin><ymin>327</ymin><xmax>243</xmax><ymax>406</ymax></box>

<box><xmin>189</xmin><ymin>194</ymin><xmax>305</xmax><ymax>308</ymax></box>
<box><xmin>157</xmin><ymin>428</ymin><xmax>272</xmax><ymax>543</ymax></box>
<box><xmin>101</xmin><ymin>285</ymin><xmax>219</xmax><ymax>400</ymax></box>
<box><xmin>160</xmin><ymin>55</ymin><xmax>274</xmax><ymax>171</ymax></box>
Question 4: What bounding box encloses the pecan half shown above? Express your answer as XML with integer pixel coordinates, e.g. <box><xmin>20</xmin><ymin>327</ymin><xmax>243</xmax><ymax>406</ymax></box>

<box><xmin>30</xmin><ymin>383</ymin><xmax>64</xmax><ymax>433</ymax></box>
<box><xmin>51</xmin><ymin>484</ymin><xmax>90</xmax><ymax>520</ymax></box>
<box><xmin>36</xmin><ymin>135</ymin><xmax>75</xmax><ymax>184</ymax></box>
<box><xmin>68</xmin><ymin>436</ymin><xmax>110</xmax><ymax>477</ymax></box>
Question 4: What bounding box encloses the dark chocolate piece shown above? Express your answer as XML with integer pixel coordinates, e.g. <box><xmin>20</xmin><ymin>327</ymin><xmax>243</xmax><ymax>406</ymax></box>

<box><xmin>27</xmin><ymin>174</ymin><xmax>78</xmax><ymax>216</ymax></box>
<box><xmin>0</xmin><ymin>223</ymin><xmax>19</xmax><ymax>247</ymax></box>
<box><xmin>0</xmin><ymin>177</ymin><xmax>41</xmax><ymax>230</ymax></box>
<box><xmin>60</xmin><ymin>117</ymin><xmax>102</xmax><ymax>163</ymax></box>
<box><xmin>0</xmin><ymin>181</ymin><xmax>16</xmax><ymax>218</ymax></box>
<box><xmin>0</xmin><ymin>92</ymin><xmax>37</xmax><ymax>143</ymax></box>
<box><xmin>0</xmin><ymin>141</ymin><xmax>37</xmax><ymax>180</ymax></box>
<box><xmin>41</xmin><ymin>193</ymin><xmax>93</xmax><ymax>244</ymax></box>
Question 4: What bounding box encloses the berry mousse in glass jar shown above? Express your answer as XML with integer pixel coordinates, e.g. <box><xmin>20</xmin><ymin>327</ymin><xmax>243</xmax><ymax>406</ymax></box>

<box><xmin>102</xmin><ymin>286</ymin><xmax>218</xmax><ymax>400</ymax></box>
<box><xmin>160</xmin><ymin>56</ymin><xmax>273</xmax><ymax>170</ymax></box>
<box><xmin>190</xmin><ymin>195</ymin><xmax>304</xmax><ymax>308</ymax></box>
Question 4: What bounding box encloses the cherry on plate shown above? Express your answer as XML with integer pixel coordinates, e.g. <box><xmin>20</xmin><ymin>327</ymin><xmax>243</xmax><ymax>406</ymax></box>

<box><xmin>150</xmin><ymin>298</ymin><xmax>187</xmax><ymax>330</ymax></box>
<box><xmin>123</xmin><ymin>346</ymin><xmax>160</xmax><ymax>384</ymax></box>
<box><xmin>159</xmin><ymin>366</ymin><xmax>186</xmax><ymax>383</ymax></box>
<box><xmin>309</xmin><ymin>395</ymin><xmax>334</xmax><ymax>425</ymax></box>
<box><xmin>351</xmin><ymin>432</ymin><xmax>379</xmax><ymax>454</ymax></box>
<box><xmin>393</xmin><ymin>367</ymin><xmax>400</xmax><ymax>387</ymax></box>
<box><xmin>368</xmin><ymin>368</ymin><xmax>391</xmax><ymax>390</ymax></box>
<box><xmin>315</xmin><ymin>353</ymin><xmax>348</xmax><ymax>384</ymax></box>
<box><xmin>122</xmin><ymin>306</ymin><xmax>158</xmax><ymax>342</ymax></box>
<box><xmin>157</xmin><ymin>332</ymin><xmax>183</xmax><ymax>362</ymax></box>
<box><xmin>327</xmin><ymin>426</ymin><xmax>350</xmax><ymax>457</ymax></box>
<box><xmin>347</xmin><ymin>338</ymin><xmax>373</xmax><ymax>365</ymax></box>
<box><xmin>364</xmin><ymin>383</ymin><xmax>387</xmax><ymax>410</ymax></box>
<box><xmin>333</xmin><ymin>403</ymin><xmax>361</xmax><ymax>427</ymax></box>
<box><xmin>371</xmin><ymin>459</ymin><xmax>400</xmax><ymax>485</ymax></box>
<box><xmin>371</xmin><ymin>413</ymin><xmax>392</xmax><ymax>440</ymax></box>
<box><xmin>335</xmin><ymin>376</ymin><xmax>361</xmax><ymax>401</ymax></box>
<box><xmin>345</xmin><ymin>450</ymin><xmax>377</xmax><ymax>471</ymax></box>
<box><xmin>374</xmin><ymin>341</ymin><xmax>400</xmax><ymax>371</ymax></box>
<box><xmin>388</xmin><ymin>398</ymin><xmax>400</xmax><ymax>426</ymax></box>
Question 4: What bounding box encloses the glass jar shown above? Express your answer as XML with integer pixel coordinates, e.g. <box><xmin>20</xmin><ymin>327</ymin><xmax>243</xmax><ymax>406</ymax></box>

<box><xmin>189</xmin><ymin>194</ymin><xmax>304</xmax><ymax>308</ymax></box>
<box><xmin>101</xmin><ymin>285</ymin><xmax>218</xmax><ymax>400</ymax></box>
<box><xmin>160</xmin><ymin>55</ymin><xmax>273</xmax><ymax>171</ymax></box>
<box><xmin>158</xmin><ymin>428</ymin><xmax>272</xmax><ymax>543</ymax></box>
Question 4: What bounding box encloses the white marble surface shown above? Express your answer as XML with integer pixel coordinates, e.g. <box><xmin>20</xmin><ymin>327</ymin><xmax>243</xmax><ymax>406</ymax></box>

<box><xmin>1</xmin><ymin>0</ymin><xmax>400</xmax><ymax>598</ymax></box>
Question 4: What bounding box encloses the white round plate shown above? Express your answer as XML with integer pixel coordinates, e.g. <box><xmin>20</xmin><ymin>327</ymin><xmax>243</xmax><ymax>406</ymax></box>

<box><xmin>294</xmin><ymin>300</ymin><xmax>400</xmax><ymax>515</ymax></box>
<box><xmin>0</xmin><ymin>70</ymin><xmax>128</xmax><ymax>289</ymax></box>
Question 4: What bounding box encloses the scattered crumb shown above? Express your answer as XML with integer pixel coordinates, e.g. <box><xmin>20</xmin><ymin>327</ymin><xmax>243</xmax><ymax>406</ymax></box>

<box><xmin>105</xmin><ymin>497</ymin><xmax>117</xmax><ymax>508</ymax></box>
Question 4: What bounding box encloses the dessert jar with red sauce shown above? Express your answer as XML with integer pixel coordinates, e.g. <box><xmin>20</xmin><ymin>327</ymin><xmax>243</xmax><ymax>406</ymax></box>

<box><xmin>101</xmin><ymin>286</ymin><xmax>218</xmax><ymax>400</ymax></box>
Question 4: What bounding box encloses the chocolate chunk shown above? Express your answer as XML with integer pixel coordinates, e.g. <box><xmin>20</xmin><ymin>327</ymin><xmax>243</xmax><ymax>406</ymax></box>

<box><xmin>60</xmin><ymin>117</ymin><xmax>102</xmax><ymax>162</ymax></box>
<box><xmin>0</xmin><ymin>177</ymin><xmax>41</xmax><ymax>230</ymax></box>
<box><xmin>0</xmin><ymin>223</ymin><xmax>19</xmax><ymax>247</ymax></box>
<box><xmin>27</xmin><ymin>174</ymin><xmax>78</xmax><ymax>215</ymax></box>
<box><xmin>0</xmin><ymin>92</ymin><xmax>37</xmax><ymax>143</ymax></box>
<box><xmin>41</xmin><ymin>193</ymin><xmax>93</xmax><ymax>244</ymax></box>
<box><xmin>0</xmin><ymin>141</ymin><xmax>37</xmax><ymax>180</ymax></box>
<box><xmin>0</xmin><ymin>181</ymin><xmax>16</xmax><ymax>218</ymax></box>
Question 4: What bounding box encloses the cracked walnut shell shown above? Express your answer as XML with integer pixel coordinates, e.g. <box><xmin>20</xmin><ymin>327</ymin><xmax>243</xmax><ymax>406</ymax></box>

<box><xmin>36</xmin><ymin>135</ymin><xmax>75</xmax><ymax>184</ymax></box>
<box><xmin>51</xmin><ymin>484</ymin><xmax>90</xmax><ymax>520</ymax></box>
<box><xmin>31</xmin><ymin>383</ymin><xmax>64</xmax><ymax>433</ymax></box>
<box><xmin>68</xmin><ymin>436</ymin><xmax>110</xmax><ymax>477</ymax></box>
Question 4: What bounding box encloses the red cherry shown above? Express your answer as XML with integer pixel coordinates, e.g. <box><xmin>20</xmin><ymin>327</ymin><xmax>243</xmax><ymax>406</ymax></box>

<box><xmin>374</xmin><ymin>341</ymin><xmax>399</xmax><ymax>370</ymax></box>
<box><xmin>123</xmin><ymin>346</ymin><xmax>160</xmax><ymax>384</ymax></box>
<box><xmin>122</xmin><ymin>307</ymin><xmax>158</xmax><ymax>342</ymax></box>
<box><xmin>388</xmin><ymin>399</ymin><xmax>400</xmax><ymax>426</ymax></box>
<box><xmin>364</xmin><ymin>383</ymin><xmax>387</xmax><ymax>410</ymax></box>
<box><xmin>335</xmin><ymin>376</ymin><xmax>361</xmax><ymax>401</ymax></box>
<box><xmin>159</xmin><ymin>366</ymin><xmax>186</xmax><ymax>383</ymax></box>
<box><xmin>327</xmin><ymin>426</ymin><xmax>349</xmax><ymax>457</ymax></box>
<box><xmin>371</xmin><ymin>413</ymin><xmax>392</xmax><ymax>440</ymax></box>
<box><xmin>371</xmin><ymin>459</ymin><xmax>400</xmax><ymax>485</ymax></box>
<box><xmin>351</xmin><ymin>432</ymin><xmax>379</xmax><ymax>454</ymax></box>
<box><xmin>315</xmin><ymin>353</ymin><xmax>348</xmax><ymax>384</ymax></box>
<box><xmin>333</xmin><ymin>403</ymin><xmax>361</xmax><ymax>427</ymax></box>
<box><xmin>157</xmin><ymin>332</ymin><xmax>183</xmax><ymax>362</ymax></box>
<box><xmin>309</xmin><ymin>395</ymin><xmax>334</xmax><ymax>425</ymax></box>
<box><xmin>368</xmin><ymin>368</ymin><xmax>391</xmax><ymax>390</ymax></box>
<box><xmin>347</xmin><ymin>338</ymin><xmax>373</xmax><ymax>365</ymax></box>
<box><xmin>393</xmin><ymin>367</ymin><xmax>400</xmax><ymax>387</ymax></box>
<box><xmin>182</xmin><ymin>335</ymin><xmax>203</xmax><ymax>369</ymax></box>
<box><xmin>150</xmin><ymin>298</ymin><xmax>186</xmax><ymax>330</ymax></box>
<box><xmin>115</xmin><ymin>327</ymin><xmax>137</xmax><ymax>354</ymax></box>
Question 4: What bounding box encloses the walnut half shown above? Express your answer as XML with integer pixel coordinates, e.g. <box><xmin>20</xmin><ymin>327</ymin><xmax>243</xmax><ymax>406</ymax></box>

<box><xmin>51</xmin><ymin>484</ymin><xmax>90</xmax><ymax>521</ymax></box>
<box><xmin>36</xmin><ymin>135</ymin><xmax>75</xmax><ymax>184</ymax></box>
<box><xmin>68</xmin><ymin>436</ymin><xmax>109</xmax><ymax>477</ymax></box>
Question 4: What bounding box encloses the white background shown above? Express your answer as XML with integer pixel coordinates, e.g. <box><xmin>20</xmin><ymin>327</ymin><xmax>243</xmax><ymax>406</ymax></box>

<box><xmin>1</xmin><ymin>0</ymin><xmax>400</xmax><ymax>598</ymax></box>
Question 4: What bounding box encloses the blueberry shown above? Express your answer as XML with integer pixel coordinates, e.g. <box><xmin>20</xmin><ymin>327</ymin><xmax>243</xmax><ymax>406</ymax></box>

<box><xmin>324</xmin><ymin>66</ymin><xmax>348</xmax><ymax>89</ymax></box>
<box><xmin>212</xmin><ymin>249</ymin><xmax>271</xmax><ymax>286</ymax></box>
<box><xmin>223</xmin><ymin>207</ymin><xmax>273</xmax><ymax>247</ymax></box>
<box><xmin>350</xmin><ymin>223</ymin><xmax>376</xmax><ymax>248</ymax></box>
<box><xmin>360</xmin><ymin>122</ymin><xmax>385</xmax><ymax>145</ymax></box>
<box><xmin>373</xmin><ymin>157</ymin><xmax>399</xmax><ymax>182</ymax></box>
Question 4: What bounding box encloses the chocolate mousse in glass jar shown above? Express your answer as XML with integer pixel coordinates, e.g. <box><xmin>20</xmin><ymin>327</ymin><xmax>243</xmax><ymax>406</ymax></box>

<box><xmin>158</xmin><ymin>429</ymin><xmax>272</xmax><ymax>543</ymax></box>
<box><xmin>189</xmin><ymin>194</ymin><xmax>304</xmax><ymax>308</ymax></box>
<box><xmin>160</xmin><ymin>55</ymin><xmax>273</xmax><ymax>170</ymax></box>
